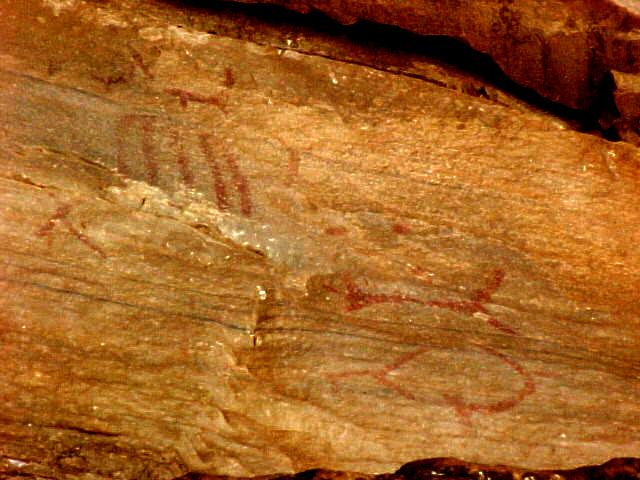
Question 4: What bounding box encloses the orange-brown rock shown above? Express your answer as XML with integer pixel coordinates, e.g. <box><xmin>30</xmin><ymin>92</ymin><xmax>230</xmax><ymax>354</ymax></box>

<box><xmin>0</xmin><ymin>0</ymin><xmax>639</xmax><ymax>479</ymax></box>
<box><xmin>230</xmin><ymin>0</ymin><xmax>640</xmax><ymax>125</ymax></box>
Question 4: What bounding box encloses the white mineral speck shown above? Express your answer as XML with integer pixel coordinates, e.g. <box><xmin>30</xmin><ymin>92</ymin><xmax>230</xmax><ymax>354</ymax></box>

<box><xmin>256</xmin><ymin>285</ymin><xmax>267</xmax><ymax>301</ymax></box>
<box><xmin>7</xmin><ymin>458</ymin><xmax>28</xmax><ymax>468</ymax></box>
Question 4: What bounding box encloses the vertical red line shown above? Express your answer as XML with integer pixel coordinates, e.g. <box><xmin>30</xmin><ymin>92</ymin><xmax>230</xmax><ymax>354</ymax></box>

<box><xmin>170</xmin><ymin>129</ymin><xmax>194</xmax><ymax>188</ymax></box>
<box><xmin>116</xmin><ymin>115</ymin><xmax>133</xmax><ymax>176</ymax></box>
<box><xmin>140</xmin><ymin>116</ymin><xmax>158</xmax><ymax>185</ymax></box>
<box><xmin>223</xmin><ymin>151</ymin><xmax>253</xmax><ymax>217</ymax></box>
<box><xmin>198</xmin><ymin>133</ymin><xmax>229</xmax><ymax>211</ymax></box>
<box><xmin>116</xmin><ymin>114</ymin><xmax>158</xmax><ymax>185</ymax></box>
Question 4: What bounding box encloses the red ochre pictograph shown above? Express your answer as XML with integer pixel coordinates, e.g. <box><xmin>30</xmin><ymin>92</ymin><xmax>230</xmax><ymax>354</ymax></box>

<box><xmin>327</xmin><ymin>346</ymin><xmax>430</xmax><ymax>401</ymax></box>
<box><xmin>199</xmin><ymin>133</ymin><xmax>253</xmax><ymax>217</ymax></box>
<box><xmin>36</xmin><ymin>203</ymin><xmax>106</xmax><ymax>258</ymax></box>
<box><xmin>115</xmin><ymin>113</ymin><xmax>253</xmax><ymax>217</ymax></box>
<box><xmin>323</xmin><ymin>269</ymin><xmax>538</xmax><ymax>425</ymax></box>
<box><xmin>324</xmin><ymin>268</ymin><xmax>516</xmax><ymax>335</ymax></box>
<box><xmin>165</xmin><ymin>87</ymin><xmax>227</xmax><ymax>113</ymax></box>
<box><xmin>116</xmin><ymin>114</ymin><xmax>159</xmax><ymax>185</ymax></box>
<box><xmin>326</xmin><ymin>343</ymin><xmax>535</xmax><ymax>427</ymax></box>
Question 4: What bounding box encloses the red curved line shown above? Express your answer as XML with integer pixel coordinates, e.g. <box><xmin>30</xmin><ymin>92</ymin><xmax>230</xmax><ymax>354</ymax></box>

<box><xmin>442</xmin><ymin>345</ymin><xmax>535</xmax><ymax>423</ymax></box>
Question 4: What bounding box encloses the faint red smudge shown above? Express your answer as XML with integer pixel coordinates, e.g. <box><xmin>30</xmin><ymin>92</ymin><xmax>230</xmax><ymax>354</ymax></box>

<box><xmin>169</xmin><ymin>129</ymin><xmax>194</xmax><ymax>188</ymax></box>
<box><xmin>116</xmin><ymin>114</ymin><xmax>158</xmax><ymax>185</ymax></box>
<box><xmin>91</xmin><ymin>72</ymin><xmax>128</xmax><ymax>89</ymax></box>
<box><xmin>130</xmin><ymin>50</ymin><xmax>154</xmax><ymax>78</ymax></box>
<box><xmin>165</xmin><ymin>88</ymin><xmax>227</xmax><ymax>113</ymax></box>
<box><xmin>442</xmin><ymin>345</ymin><xmax>536</xmax><ymax>427</ymax></box>
<box><xmin>286</xmin><ymin>148</ymin><xmax>301</xmax><ymax>182</ymax></box>
<box><xmin>223</xmin><ymin>152</ymin><xmax>253</xmax><ymax>217</ymax></box>
<box><xmin>140</xmin><ymin>118</ymin><xmax>158</xmax><ymax>185</ymax></box>
<box><xmin>325</xmin><ymin>226</ymin><xmax>348</xmax><ymax>236</ymax></box>
<box><xmin>273</xmin><ymin>136</ymin><xmax>301</xmax><ymax>185</ymax></box>
<box><xmin>36</xmin><ymin>203</ymin><xmax>106</xmax><ymax>258</ymax></box>
<box><xmin>530</xmin><ymin>368</ymin><xmax>561</xmax><ymax>379</ymax></box>
<box><xmin>327</xmin><ymin>269</ymin><xmax>516</xmax><ymax>335</ymax></box>
<box><xmin>392</xmin><ymin>223</ymin><xmax>411</xmax><ymax>235</ymax></box>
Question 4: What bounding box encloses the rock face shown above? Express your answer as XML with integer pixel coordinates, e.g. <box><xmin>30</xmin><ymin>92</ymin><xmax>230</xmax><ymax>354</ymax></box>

<box><xmin>231</xmin><ymin>0</ymin><xmax>640</xmax><ymax>136</ymax></box>
<box><xmin>1</xmin><ymin>0</ymin><xmax>640</xmax><ymax>479</ymax></box>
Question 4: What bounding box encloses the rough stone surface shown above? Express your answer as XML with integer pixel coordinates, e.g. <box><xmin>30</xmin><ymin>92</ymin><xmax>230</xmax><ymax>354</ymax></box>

<box><xmin>0</xmin><ymin>0</ymin><xmax>639</xmax><ymax>479</ymax></box>
<box><xmin>231</xmin><ymin>0</ymin><xmax>640</xmax><ymax>124</ymax></box>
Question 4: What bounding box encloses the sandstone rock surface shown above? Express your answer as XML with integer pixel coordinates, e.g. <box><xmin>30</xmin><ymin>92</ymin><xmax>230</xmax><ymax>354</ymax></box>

<box><xmin>231</xmin><ymin>0</ymin><xmax>640</xmax><ymax>139</ymax></box>
<box><xmin>0</xmin><ymin>0</ymin><xmax>639</xmax><ymax>479</ymax></box>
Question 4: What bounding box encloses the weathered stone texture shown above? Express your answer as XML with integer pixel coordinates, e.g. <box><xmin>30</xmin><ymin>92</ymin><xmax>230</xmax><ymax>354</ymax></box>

<box><xmin>232</xmin><ymin>0</ymin><xmax>640</xmax><ymax>127</ymax></box>
<box><xmin>0</xmin><ymin>0</ymin><xmax>639</xmax><ymax>479</ymax></box>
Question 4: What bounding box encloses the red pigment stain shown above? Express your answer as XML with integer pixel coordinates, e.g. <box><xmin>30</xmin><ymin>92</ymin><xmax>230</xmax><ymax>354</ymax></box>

<box><xmin>165</xmin><ymin>88</ymin><xmax>227</xmax><ymax>113</ymax></box>
<box><xmin>223</xmin><ymin>67</ymin><xmax>235</xmax><ymax>88</ymax></box>
<box><xmin>223</xmin><ymin>151</ymin><xmax>253</xmax><ymax>217</ymax></box>
<box><xmin>325</xmin><ymin>226</ymin><xmax>347</xmax><ymax>236</ymax></box>
<box><xmin>140</xmin><ymin>118</ymin><xmax>158</xmax><ymax>185</ymax></box>
<box><xmin>116</xmin><ymin>114</ymin><xmax>158</xmax><ymax>185</ymax></box>
<box><xmin>327</xmin><ymin>346</ymin><xmax>536</xmax><ymax>426</ymax></box>
<box><xmin>169</xmin><ymin>129</ymin><xmax>194</xmax><ymax>188</ymax></box>
<box><xmin>327</xmin><ymin>344</ymin><xmax>535</xmax><ymax>428</ymax></box>
<box><xmin>36</xmin><ymin>203</ymin><xmax>106</xmax><ymax>258</ymax></box>
<box><xmin>326</xmin><ymin>268</ymin><xmax>516</xmax><ymax>335</ymax></box>
<box><xmin>287</xmin><ymin>148</ymin><xmax>301</xmax><ymax>182</ymax></box>
<box><xmin>392</xmin><ymin>223</ymin><xmax>411</xmax><ymax>234</ymax></box>
<box><xmin>198</xmin><ymin>134</ymin><xmax>229</xmax><ymax>211</ymax></box>
<box><xmin>131</xmin><ymin>50</ymin><xmax>154</xmax><ymax>78</ymax></box>
<box><xmin>327</xmin><ymin>346</ymin><xmax>430</xmax><ymax>400</ymax></box>
<box><xmin>273</xmin><ymin>136</ymin><xmax>301</xmax><ymax>185</ymax></box>
<box><xmin>198</xmin><ymin>134</ymin><xmax>253</xmax><ymax>217</ymax></box>
<box><xmin>116</xmin><ymin>115</ymin><xmax>134</xmax><ymax>176</ymax></box>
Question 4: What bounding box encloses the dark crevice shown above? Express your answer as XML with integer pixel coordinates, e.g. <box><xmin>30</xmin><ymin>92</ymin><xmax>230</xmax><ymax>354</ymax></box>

<box><xmin>46</xmin><ymin>423</ymin><xmax>121</xmax><ymax>437</ymax></box>
<box><xmin>158</xmin><ymin>0</ymin><xmax>620</xmax><ymax>140</ymax></box>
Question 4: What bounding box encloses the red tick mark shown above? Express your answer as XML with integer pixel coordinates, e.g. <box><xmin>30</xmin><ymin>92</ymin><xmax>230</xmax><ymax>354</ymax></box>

<box><xmin>165</xmin><ymin>88</ymin><xmax>227</xmax><ymax>113</ymax></box>
<box><xmin>325</xmin><ymin>226</ymin><xmax>348</xmax><ymax>236</ymax></box>
<box><xmin>392</xmin><ymin>223</ymin><xmax>411</xmax><ymax>235</ymax></box>
<box><xmin>223</xmin><ymin>67</ymin><xmax>235</xmax><ymax>88</ymax></box>
<box><xmin>36</xmin><ymin>203</ymin><xmax>106</xmax><ymax>258</ymax></box>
